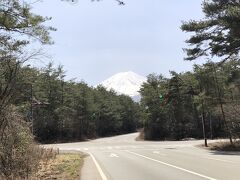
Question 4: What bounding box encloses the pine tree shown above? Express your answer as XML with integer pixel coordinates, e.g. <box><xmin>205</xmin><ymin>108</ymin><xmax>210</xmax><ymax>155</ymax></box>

<box><xmin>181</xmin><ymin>0</ymin><xmax>240</xmax><ymax>62</ymax></box>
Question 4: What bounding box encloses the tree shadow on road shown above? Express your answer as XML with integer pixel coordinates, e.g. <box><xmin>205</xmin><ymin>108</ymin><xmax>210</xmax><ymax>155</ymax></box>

<box><xmin>205</xmin><ymin>141</ymin><xmax>240</xmax><ymax>156</ymax></box>
<box><xmin>209</xmin><ymin>150</ymin><xmax>240</xmax><ymax>156</ymax></box>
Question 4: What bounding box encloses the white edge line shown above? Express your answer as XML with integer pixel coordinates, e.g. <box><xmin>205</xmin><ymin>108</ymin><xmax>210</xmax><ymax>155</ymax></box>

<box><xmin>89</xmin><ymin>153</ymin><xmax>108</xmax><ymax>180</ymax></box>
<box><xmin>126</xmin><ymin>150</ymin><xmax>217</xmax><ymax>180</ymax></box>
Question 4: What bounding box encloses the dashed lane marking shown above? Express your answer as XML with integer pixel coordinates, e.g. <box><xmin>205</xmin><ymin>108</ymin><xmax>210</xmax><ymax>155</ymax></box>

<box><xmin>110</xmin><ymin>153</ymin><xmax>119</xmax><ymax>158</ymax></box>
<box><xmin>153</xmin><ymin>151</ymin><xmax>167</xmax><ymax>156</ymax></box>
<box><xmin>126</xmin><ymin>150</ymin><xmax>217</xmax><ymax>180</ymax></box>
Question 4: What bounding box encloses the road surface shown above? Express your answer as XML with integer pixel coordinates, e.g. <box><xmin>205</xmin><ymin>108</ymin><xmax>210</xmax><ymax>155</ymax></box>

<box><xmin>45</xmin><ymin>133</ymin><xmax>240</xmax><ymax>180</ymax></box>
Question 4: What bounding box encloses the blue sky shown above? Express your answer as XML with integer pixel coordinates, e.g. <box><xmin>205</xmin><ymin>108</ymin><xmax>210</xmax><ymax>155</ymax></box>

<box><xmin>30</xmin><ymin>0</ymin><xmax>204</xmax><ymax>86</ymax></box>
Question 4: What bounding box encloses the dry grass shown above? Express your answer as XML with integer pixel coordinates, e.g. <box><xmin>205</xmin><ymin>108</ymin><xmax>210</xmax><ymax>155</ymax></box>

<box><xmin>200</xmin><ymin>140</ymin><xmax>240</xmax><ymax>151</ymax></box>
<box><xmin>34</xmin><ymin>153</ymin><xmax>85</xmax><ymax>180</ymax></box>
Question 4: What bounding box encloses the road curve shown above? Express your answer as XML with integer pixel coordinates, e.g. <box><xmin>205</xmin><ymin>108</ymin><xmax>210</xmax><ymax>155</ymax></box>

<box><xmin>45</xmin><ymin>133</ymin><xmax>240</xmax><ymax>180</ymax></box>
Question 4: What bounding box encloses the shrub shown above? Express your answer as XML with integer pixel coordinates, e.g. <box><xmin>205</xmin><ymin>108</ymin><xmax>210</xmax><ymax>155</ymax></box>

<box><xmin>0</xmin><ymin>105</ymin><xmax>56</xmax><ymax>179</ymax></box>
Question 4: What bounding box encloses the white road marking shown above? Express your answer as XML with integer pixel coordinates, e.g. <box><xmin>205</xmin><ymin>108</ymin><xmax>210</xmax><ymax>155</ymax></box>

<box><xmin>89</xmin><ymin>153</ymin><xmax>108</xmax><ymax>180</ymax></box>
<box><xmin>110</xmin><ymin>153</ymin><xmax>119</xmax><ymax>158</ymax></box>
<box><xmin>153</xmin><ymin>151</ymin><xmax>167</xmax><ymax>156</ymax></box>
<box><xmin>84</xmin><ymin>148</ymin><xmax>89</xmax><ymax>151</ymax></box>
<box><xmin>126</xmin><ymin>150</ymin><xmax>217</xmax><ymax>180</ymax></box>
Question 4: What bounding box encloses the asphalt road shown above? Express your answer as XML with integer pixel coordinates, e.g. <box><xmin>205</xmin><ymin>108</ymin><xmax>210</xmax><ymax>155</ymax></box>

<box><xmin>45</xmin><ymin>133</ymin><xmax>240</xmax><ymax>180</ymax></box>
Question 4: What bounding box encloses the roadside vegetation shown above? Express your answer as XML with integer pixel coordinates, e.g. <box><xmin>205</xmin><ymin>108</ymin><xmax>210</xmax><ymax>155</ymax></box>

<box><xmin>140</xmin><ymin>0</ymin><xmax>240</xmax><ymax>146</ymax></box>
<box><xmin>203</xmin><ymin>141</ymin><xmax>240</xmax><ymax>152</ymax></box>
<box><xmin>0</xmin><ymin>0</ymin><xmax>57</xmax><ymax>179</ymax></box>
<box><xmin>0</xmin><ymin>0</ymin><xmax>140</xmax><ymax>178</ymax></box>
<box><xmin>0</xmin><ymin>0</ymin><xmax>240</xmax><ymax>179</ymax></box>
<box><xmin>140</xmin><ymin>59</ymin><xmax>240</xmax><ymax>144</ymax></box>
<box><xmin>35</xmin><ymin>153</ymin><xmax>84</xmax><ymax>180</ymax></box>
<box><xmin>16</xmin><ymin>63</ymin><xmax>141</xmax><ymax>143</ymax></box>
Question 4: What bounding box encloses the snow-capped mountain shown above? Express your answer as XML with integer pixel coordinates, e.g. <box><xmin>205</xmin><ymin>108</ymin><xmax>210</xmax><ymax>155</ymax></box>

<box><xmin>99</xmin><ymin>71</ymin><xmax>146</xmax><ymax>100</ymax></box>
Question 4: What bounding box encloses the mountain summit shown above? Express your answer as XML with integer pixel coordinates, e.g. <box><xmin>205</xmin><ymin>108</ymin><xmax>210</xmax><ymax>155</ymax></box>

<box><xmin>99</xmin><ymin>71</ymin><xmax>146</xmax><ymax>99</ymax></box>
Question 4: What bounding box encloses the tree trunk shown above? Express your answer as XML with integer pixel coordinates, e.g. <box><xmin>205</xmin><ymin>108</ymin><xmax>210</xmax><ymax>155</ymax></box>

<box><xmin>212</xmin><ymin>63</ymin><xmax>233</xmax><ymax>144</ymax></box>
<box><xmin>209</xmin><ymin>113</ymin><xmax>213</xmax><ymax>140</ymax></box>
<box><xmin>201</xmin><ymin>106</ymin><xmax>208</xmax><ymax>147</ymax></box>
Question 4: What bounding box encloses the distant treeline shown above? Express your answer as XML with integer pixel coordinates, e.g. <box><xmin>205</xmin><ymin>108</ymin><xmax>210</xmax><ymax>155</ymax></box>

<box><xmin>6</xmin><ymin>59</ymin><xmax>240</xmax><ymax>144</ymax></box>
<box><xmin>13</xmin><ymin>63</ymin><xmax>141</xmax><ymax>143</ymax></box>
<box><xmin>140</xmin><ymin>60</ymin><xmax>240</xmax><ymax>142</ymax></box>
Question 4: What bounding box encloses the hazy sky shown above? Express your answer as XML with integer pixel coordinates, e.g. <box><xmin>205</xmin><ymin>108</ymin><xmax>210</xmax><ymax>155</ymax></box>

<box><xmin>30</xmin><ymin>0</ymin><xmax>204</xmax><ymax>86</ymax></box>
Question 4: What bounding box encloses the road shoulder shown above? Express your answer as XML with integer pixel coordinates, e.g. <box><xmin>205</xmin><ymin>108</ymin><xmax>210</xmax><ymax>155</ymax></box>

<box><xmin>81</xmin><ymin>155</ymin><xmax>102</xmax><ymax>180</ymax></box>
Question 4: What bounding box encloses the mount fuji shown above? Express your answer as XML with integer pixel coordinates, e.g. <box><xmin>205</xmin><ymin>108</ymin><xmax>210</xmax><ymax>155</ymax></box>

<box><xmin>99</xmin><ymin>71</ymin><xmax>147</xmax><ymax>101</ymax></box>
